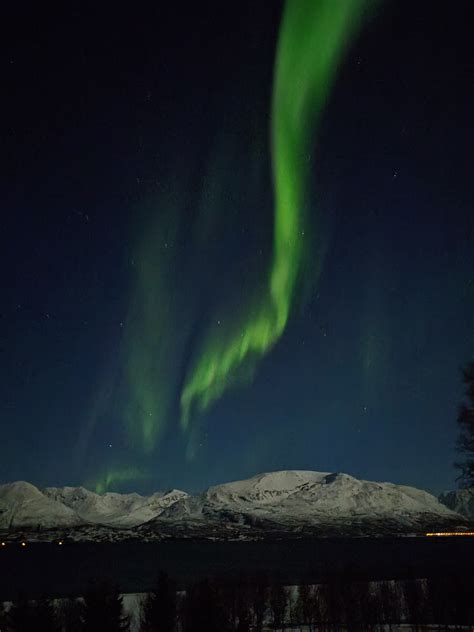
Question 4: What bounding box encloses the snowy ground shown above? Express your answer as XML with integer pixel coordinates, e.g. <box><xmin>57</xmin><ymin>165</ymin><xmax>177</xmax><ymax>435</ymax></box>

<box><xmin>121</xmin><ymin>593</ymin><xmax>144</xmax><ymax>631</ymax></box>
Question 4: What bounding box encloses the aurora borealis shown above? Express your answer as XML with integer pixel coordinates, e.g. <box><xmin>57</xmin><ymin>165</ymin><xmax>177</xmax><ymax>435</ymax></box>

<box><xmin>128</xmin><ymin>0</ymin><xmax>374</xmax><ymax>454</ymax></box>
<box><xmin>180</xmin><ymin>0</ymin><xmax>370</xmax><ymax>428</ymax></box>
<box><xmin>3</xmin><ymin>1</ymin><xmax>473</xmax><ymax>495</ymax></box>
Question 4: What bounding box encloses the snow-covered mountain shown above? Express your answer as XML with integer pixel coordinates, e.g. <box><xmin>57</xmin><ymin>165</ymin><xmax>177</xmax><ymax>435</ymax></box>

<box><xmin>0</xmin><ymin>482</ymin><xmax>82</xmax><ymax>529</ymax></box>
<box><xmin>439</xmin><ymin>488</ymin><xmax>474</xmax><ymax>519</ymax></box>
<box><xmin>0</xmin><ymin>482</ymin><xmax>187</xmax><ymax>531</ymax></box>
<box><xmin>44</xmin><ymin>486</ymin><xmax>188</xmax><ymax>527</ymax></box>
<box><xmin>145</xmin><ymin>470</ymin><xmax>463</xmax><ymax>536</ymax></box>
<box><xmin>0</xmin><ymin>472</ymin><xmax>467</xmax><ymax>539</ymax></box>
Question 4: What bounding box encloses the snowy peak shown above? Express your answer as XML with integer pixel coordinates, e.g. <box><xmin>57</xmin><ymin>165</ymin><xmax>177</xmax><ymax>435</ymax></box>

<box><xmin>207</xmin><ymin>470</ymin><xmax>330</xmax><ymax>503</ymax></box>
<box><xmin>157</xmin><ymin>470</ymin><xmax>461</xmax><ymax>526</ymax></box>
<box><xmin>44</xmin><ymin>486</ymin><xmax>146</xmax><ymax>526</ymax></box>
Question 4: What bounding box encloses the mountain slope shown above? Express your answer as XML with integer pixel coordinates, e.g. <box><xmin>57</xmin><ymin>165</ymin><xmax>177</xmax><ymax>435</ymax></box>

<box><xmin>0</xmin><ymin>482</ymin><xmax>82</xmax><ymax>529</ymax></box>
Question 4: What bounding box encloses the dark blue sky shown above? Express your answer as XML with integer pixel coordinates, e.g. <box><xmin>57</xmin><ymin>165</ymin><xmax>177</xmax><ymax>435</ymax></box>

<box><xmin>2</xmin><ymin>1</ymin><xmax>473</xmax><ymax>495</ymax></box>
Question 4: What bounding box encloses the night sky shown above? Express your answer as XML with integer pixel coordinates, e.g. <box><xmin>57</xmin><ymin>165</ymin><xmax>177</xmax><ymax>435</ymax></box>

<box><xmin>2</xmin><ymin>1</ymin><xmax>473</xmax><ymax>495</ymax></box>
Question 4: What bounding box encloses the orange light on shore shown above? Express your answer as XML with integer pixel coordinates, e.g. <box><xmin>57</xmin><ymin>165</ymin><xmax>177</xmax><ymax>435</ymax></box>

<box><xmin>426</xmin><ymin>532</ymin><xmax>474</xmax><ymax>537</ymax></box>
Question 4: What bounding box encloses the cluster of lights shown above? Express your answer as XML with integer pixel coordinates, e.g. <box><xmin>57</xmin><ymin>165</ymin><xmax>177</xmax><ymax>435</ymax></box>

<box><xmin>426</xmin><ymin>532</ymin><xmax>474</xmax><ymax>537</ymax></box>
<box><xmin>1</xmin><ymin>540</ymin><xmax>64</xmax><ymax>546</ymax></box>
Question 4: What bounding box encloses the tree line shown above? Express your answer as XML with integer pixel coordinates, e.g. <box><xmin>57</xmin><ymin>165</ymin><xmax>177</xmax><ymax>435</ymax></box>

<box><xmin>1</xmin><ymin>570</ymin><xmax>473</xmax><ymax>631</ymax></box>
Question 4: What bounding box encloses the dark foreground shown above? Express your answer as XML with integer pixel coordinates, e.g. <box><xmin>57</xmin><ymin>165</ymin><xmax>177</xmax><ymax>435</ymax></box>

<box><xmin>2</xmin><ymin>536</ymin><xmax>474</xmax><ymax>600</ymax></box>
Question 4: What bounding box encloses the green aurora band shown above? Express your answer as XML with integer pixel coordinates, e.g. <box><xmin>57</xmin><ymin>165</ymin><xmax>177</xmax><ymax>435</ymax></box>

<box><xmin>123</xmin><ymin>191</ymin><xmax>188</xmax><ymax>452</ymax></box>
<box><xmin>92</xmin><ymin>467</ymin><xmax>146</xmax><ymax>495</ymax></box>
<box><xmin>180</xmin><ymin>0</ymin><xmax>370</xmax><ymax>426</ymax></box>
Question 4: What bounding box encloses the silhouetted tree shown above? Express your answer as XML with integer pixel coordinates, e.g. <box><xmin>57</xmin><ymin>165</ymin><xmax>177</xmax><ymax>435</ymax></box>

<box><xmin>425</xmin><ymin>575</ymin><xmax>455</xmax><ymax>629</ymax></box>
<box><xmin>218</xmin><ymin>580</ymin><xmax>239</xmax><ymax>630</ymax></box>
<box><xmin>442</xmin><ymin>573</ymin><xmax>474</xmax><ymax>627</ymax></box>
<box><xmin>236</xmin><ymin>606</ymin><xmax>252</xmax><ymax>632</ymax></box>
<box><xmin>82</xmin><ymin>581</ymin><xmax>129</xmax><ymax>632</ymax></box>
<box><xmin>35</xmin><ymin>598</ymin><xmax>60</xmax><ymax>632</ymax></box>
<box><xmin>455</xmin><ymin>361</ymin><xmax>474</xmax><ymax>487</ymax></box>
<box><xmin>58</xmin><ymin>597</ymin><xmax>83</xmax><ymax>632</ymax></box>
<box><xmin>182</xmin><ymin>579</ymin><xmax>231</xmax><ymax>632</ymax></box>
<box><xmin>359</xmin><ymin>582</ymin><xmax>382</xmax><ymax>631</ymax></box>
<box><xmin>293</xmin><ymin>583</ymin><xmax>314</xmax><ymax>630</ymax></box>
<box><xmin>325</xmin><ymin>576</ymin><xmax>344</xmax><ymax>630</ymax></box>
<box><xmin>269</xmin><ymin>582</ymin><xmax>288</xmax><ymax>630</ymax></box>
<box><xmin>402</xmin><ymin>578</ymin><xmax>426</xmax><ymax>631</ymax></box>
<box><xmin>140</xmin><ymin>573</ymin><xmax>176</xmax><ymax>632</ymax></box>
<box><xmin>315</xmin><ymin>583</ymin><xmax>331</xmax><ymax>632</ymax></box>
<box><xmin>309</xmin><ymin>585</ymin><xmax>322</xmax><ymax>631</ymax></box>
<box><xmin>0</xmin><ymin>602</ymin><xmax>10</xmax><ymax>631</ymax></box>
<box><xmin>234</xmin><ymin>577</ymin><xmax>252</xmax><ymax>632</ymax></box>
<box><xmin>345</xmin><ymin>580</ymin><xmax>372</xmax><ymax>630</ymax></box>
<box><xmin>6</xmin><ymin>595</ymin><xmax>59</xmax><ymax>632</ymax></box>
<box><xmin>379</xmin><ymin>580</ymin><xmax>401</xmax><ymax>630</ymax></box>
<box><xmin>7</xmin><ymin>592</ymin><xmax>35</xmax><ymax>632</ymax></box>
<box><xmin>250</xmin><ymin>575</ymin><xmax>268</xmax><ymax>632</ymax></box>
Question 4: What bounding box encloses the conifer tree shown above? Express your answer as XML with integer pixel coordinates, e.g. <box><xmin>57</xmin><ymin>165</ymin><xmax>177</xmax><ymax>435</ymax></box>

<box><xmin>140</xmin><ymin>572</ymin><xmax>177</xmax><ymax>632</ymax></box>
<box><xmin>269</xmin><ymin>583</ymin><xmax>288</xmax><ymax>631</ymax></box>
<box><xmin>7</xmin><ymin>592</ymin><xmax>34</xmax><ymax>632</ymax></box>
<box><xmin>58</xmin><ymin>597</ymin><xmax>84</xmax><ymax>632</ymax></box>
<box><xmin>82</xmin><ymin>581</ymin><xmax>130</xmax><ymax>632</ymax></box>
<box><xmin>250</xmin><ymin>576</ymin><xmax>268</xmax><ymax>632</ymax></box>
<box><xmin>182</xmin><ymin>579</ymin><xmax>231</xmax><ymax>632</ymax></box>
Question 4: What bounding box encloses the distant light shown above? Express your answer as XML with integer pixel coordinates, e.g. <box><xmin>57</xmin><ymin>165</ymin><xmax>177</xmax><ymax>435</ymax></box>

<box><xmin>21</xmin><ymin>542</ymin><xmax>26</xmax><ymax>547</ymax></box>
<box><xmin>58</xmin><ymin>540</ymin><xmax>63</xmax><ymax>545</ymax></box>
<box><xmin>1</xmin><ymin>542</ymin><xmax>5</xmax><ymax>547</ymax></box>
<box><xmin>426</xmin><ymin>532</ymin><xmax>474</xmax><ymax>537</ymax></box>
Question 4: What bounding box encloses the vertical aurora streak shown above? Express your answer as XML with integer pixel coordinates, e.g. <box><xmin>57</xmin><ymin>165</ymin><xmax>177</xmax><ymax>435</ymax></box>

<box><xmin>123</xmin><ymin>192</ymin><xmax>184</xmax><ymax>453</ymax></box>
<box><xmin>180</xmin><ymin>0</ymin><xmax>369</xmax><ymax>426</ymax></box>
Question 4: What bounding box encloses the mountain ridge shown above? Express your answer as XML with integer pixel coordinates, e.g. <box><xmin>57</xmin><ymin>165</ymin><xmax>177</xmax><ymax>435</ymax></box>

<box><xmin>0</xmin><ymin>471</ymin><xmax>470</xmax><ymax>540</ymax></box>
<box><xmin>151</xmin><ymin>470</ymin><xmax>459</xmax><ymax>523</ymax></box>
